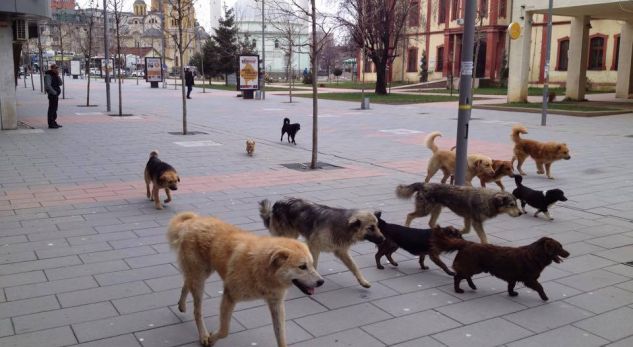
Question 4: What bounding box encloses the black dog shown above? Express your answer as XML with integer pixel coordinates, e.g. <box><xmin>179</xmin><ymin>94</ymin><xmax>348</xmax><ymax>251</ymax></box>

<box><xmin>281</xmin><ymin>117</ymin><xmax>300</xmax><ymax>145</ymax></box>
<box><xmin>374</xmin><ymin>212</ymin><xmax>462</xmax><ymax>276</ymax></box>
<box><xmin>512</xmin><ymin>175</ymin><xmax>567</xmax><ymax>220</ymax></box>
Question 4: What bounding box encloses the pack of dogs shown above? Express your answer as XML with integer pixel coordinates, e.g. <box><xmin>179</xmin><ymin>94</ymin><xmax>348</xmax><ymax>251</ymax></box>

<box><xmin>144</xmin><ymin>123</ymin><xmax>572</xmax><ymax>346</ymax></box>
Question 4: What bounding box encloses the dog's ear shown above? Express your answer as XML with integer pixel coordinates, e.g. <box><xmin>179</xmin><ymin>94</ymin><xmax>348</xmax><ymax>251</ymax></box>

<box><xmin>541</xmin><ymin>238</ymin><xmax>558</xmax><ymax>256</ymax></box>
<box><xmin>348</xmin><ymin>217</ymin><xmax>362</xmax><ymax>230</ymax></box>
<box><xmin>374</xmin><ymin>211</ymin><xmax>382</xmax><ymax>219</ymax></box>
<box><xmin>475</xmin><ymin>159</ymin><xmax>482</xmax><ymax>168</ymax></box>
<box><xmin>177</xmin><ymin>176</ymin><xmax>181</xmax><ymax>183</ymax></box>
<box><xmin>269</xmin><ymin>249</ymin><xmax>290</xmax><ymax>268</ymax></box>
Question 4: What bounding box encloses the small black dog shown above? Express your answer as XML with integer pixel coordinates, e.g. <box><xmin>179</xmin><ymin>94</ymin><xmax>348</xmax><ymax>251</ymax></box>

<box><xmin>281</xmin><ymin>117</ymin><xmax>300</xmax><ymax>145</ymax></box>
<box><xmin>374</xmin><ymin>212</ymin><xmax>463</xmax><ymax>276</ymax></box>
<box><xmin>512</xmin><ymin>175</ymin><xmax>567</xmax><ymax>220</ymax></box>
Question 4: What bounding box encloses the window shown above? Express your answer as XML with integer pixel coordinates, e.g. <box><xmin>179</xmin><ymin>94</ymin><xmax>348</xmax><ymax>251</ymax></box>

<box><xmin>438</xmin><ymin>0</ymin><xmax>447</xmax><ymax>23</ymax></box>
<box><xmin>274</xmin><ymin>39</ymin><xmax>280</xmax><ymax>49</ymax></box>
<box><xmin>557</xmin><ymin>39</ymin><xmax>569</xmax><ymax>71</ymax></box>
<box><xmin>479</xmin><ymin>0</ymin><xmax>488</xmax><ymax>18</ymax></box>
<box><xmin>588</xmin><ymin>36</ymin><xmax>606</xmax><ymax>70</ymax></box>
<box><xmin>409</xmin><ymin>1</ymin><xmax>420</xmax><ymax>27</ymax></box>
<box><xmin>613</xmin><ymin>35</ymin><xmax>620</xmax><ymax>70</ymax></box>
<box><xmin>407</xmin><ymin>48</ymin><xmax>418</xmax><ymax>72</ymax></box>
<box><xmin>252</xmin><ymin>38</ymin><xmax>257</xmax><ymax>47</ymax></box>
<box><xmin>451</xmin><ymin>0</ymin><xmax>459</xmax><ymax>20</ymax></box>
<box><xmin>499</xmin><ymin>0</ymin><xmax>507</xmax><ymax>18</ymax></box>
<box><xmin>436</xmin><ymin>46</ymin><xmax>445</xmax><ymax>71</ymax></box>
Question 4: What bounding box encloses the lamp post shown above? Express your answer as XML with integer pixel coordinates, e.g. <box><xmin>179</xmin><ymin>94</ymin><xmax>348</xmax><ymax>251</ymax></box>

<box><xmin>255</xmin><ymin>0</ymin><xmax>266</xmax><ymax>100</ymax></box>
<box><xmin>541</xmin><ymin>0</ymin><xmax>554</xmax><ymax>126</ymax></box>
<box><xmin>103</xmin><ymin>0</ymin><xmax>111</xmax><ymax>111</ymax></box>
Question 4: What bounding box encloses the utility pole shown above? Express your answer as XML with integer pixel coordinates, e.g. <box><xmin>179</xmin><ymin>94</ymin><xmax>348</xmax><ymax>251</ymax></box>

<box><xmin>541</xmin><ymin>0</ymin><xmax>554</xmax><ymax>126</ymax></box>
<box><xmin>103</xmin><ymin>0</ymin><xmax>111</xmax><ymax>112</ymax></box>
<box><xmin>454</xmin><ymin>0</ymin><xmax>476</xmax><ymax>186</ymax></box>
<box><xmin>261</xmin><ymin>0</ymin><xmax>266</xmax><ymax>100</ymax></box>
<box><xmin>160</xmin><ymin>0</ymin><xmax>167</xmax><ymax>88</ymax></box>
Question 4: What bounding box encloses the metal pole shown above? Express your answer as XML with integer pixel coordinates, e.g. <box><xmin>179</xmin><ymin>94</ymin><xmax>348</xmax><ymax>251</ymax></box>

<box><xmin>454</xmin><ymin>0</ymin><xmax>476</xmax><ymax>186</ymax></box>
<box><xmin>103</xmin><ymin>0</ymin><xmax>111</xmax><ymax>112</ymax></box>
<box><xmin>261</xmin><ymin>0</ymin><xmax>266</xmax><ymax>100</ymax></box>
<box><xmin>541</xmin><ymin>0</ymin><xmax>554</xmax><ymax>126</ymax></box>
<box><xmin>60</xmin><ymin>23</ymin><xmax>65</xmax><ymax>99</ymax></box>
<box><xmin>160</xmin><ymin>0</ymin><xmax>167</xmax><ymax>88</ymax></box>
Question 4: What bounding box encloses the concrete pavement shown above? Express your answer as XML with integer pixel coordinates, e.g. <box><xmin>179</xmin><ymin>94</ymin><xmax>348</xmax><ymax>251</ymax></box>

<box><xmin>1</xmin><ymin>76</ymin><xmax>633</xmax><ymax>346</ymax></box>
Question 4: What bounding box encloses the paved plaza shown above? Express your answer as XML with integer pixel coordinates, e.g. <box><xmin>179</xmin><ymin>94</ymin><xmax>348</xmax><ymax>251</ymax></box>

<box><xmin>1</xmin><ymin>77</ymin><xmax>633</xmax><ymax>347</ymax></box>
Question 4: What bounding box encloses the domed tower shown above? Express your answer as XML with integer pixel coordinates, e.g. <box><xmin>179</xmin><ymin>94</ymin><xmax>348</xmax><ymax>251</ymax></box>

<box><xmin>134</xmin><ymin>0</ymin><xmax>147</xmax><ymax>16</ymax></box>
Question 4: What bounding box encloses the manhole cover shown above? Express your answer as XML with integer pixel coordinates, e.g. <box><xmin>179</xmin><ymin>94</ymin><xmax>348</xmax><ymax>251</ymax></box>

<box><xmin>173</xmin><ymin>140</ymin><xmax>221</xmax><ymax>147</ymax></box>
<box><xmin>282</xmin><ymin>162</ymin><xmax>342</xmax><ymax>171</ymax></box>
<box><xmin>167</xmin><ymin>131</ymin><xmax>208</xmax><ymax>135</ymax></box>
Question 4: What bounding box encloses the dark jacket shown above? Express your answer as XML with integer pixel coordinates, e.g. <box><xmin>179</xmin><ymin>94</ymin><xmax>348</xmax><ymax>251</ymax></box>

<box><xmin>44</xmin><ymin>70</ymin><xmax>62</xmax><ymax>96</ymax></box>
<box><xmin>185</xmin><ymin>71</ymin><xmax>194</xmax><ymax>86</ymax></box>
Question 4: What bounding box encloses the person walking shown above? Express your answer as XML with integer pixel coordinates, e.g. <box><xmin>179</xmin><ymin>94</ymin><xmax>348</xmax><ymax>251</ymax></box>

<box><xmin>44</xmin><ymin>64</ymin><xmax>63</xmax><ymax>128</ymax></box>
<box><xmin>185</xmin><ymin>68</ymin><xmax>194</xmax><ymax>99</ymax></box>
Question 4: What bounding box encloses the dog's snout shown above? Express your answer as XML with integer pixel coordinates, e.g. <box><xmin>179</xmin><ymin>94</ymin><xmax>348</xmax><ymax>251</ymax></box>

<box><xmin>316</xmin><ymin>279</ymin><xmax>324</xmax><ymax>287</ymax></box>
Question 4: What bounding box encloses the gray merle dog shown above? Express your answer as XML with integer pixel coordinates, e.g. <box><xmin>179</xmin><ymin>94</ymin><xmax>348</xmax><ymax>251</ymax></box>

<box><xmin>259</xmin><ymin>198</ymin><xmax>384</xmax><ymax>288</ymax></box>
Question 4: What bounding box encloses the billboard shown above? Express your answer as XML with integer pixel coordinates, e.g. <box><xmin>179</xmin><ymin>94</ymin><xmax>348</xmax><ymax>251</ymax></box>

<box><xmin>145</xmin><ymin>57</ymin><xmax>163</xmax><ymax>82</ymax></box>
<box><xmin>70</xmin><ymin>60</ymin><xmax>81</xmax><ymax>76</ymax></box>
<box><xmin>239</xmin><ymin>55</ymin><xmax>259</xmax><ymax>90</ymax></box>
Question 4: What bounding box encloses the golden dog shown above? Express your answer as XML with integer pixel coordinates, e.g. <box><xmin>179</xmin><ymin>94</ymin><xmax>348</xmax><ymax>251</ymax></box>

<box><xmin>246</xmin><ymin>139</ymin><xmax>255</xmax><ymax>156</ymax></box>
<box><xmin>511</xmin><ymin>125</ymin><xmax>571</xmax><ymax>179</ymax></box>
<box><xmin>168</xmin><ymin>212</ymin><xmax>324</xmax><ymax>347</ymax></box>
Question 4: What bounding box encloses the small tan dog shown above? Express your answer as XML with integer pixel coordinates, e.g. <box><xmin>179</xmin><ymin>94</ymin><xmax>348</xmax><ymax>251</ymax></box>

<box><xmin>168</xmin><ymin>212</ymin><xmax>324</xmax><ymax>347</ymax></box>
<box><xmin>144</xmin><ymin>150</ymin><xmax>180</xmax><ymax>210</ymax></box>
<box><xmin>246</xmin><ymin>139</ymin><xmax>255</xmax><ymax>156</ymax></box>
<box><xmin>424</xmin><ymin>132</ymin><xmax>495</xmax><ymax>185</ymax></box>
<box><xmin>452</xmin><ymin>159</ymin><xmax>515</xmax><ymax>190</ymax></box>
<box><xmin>511</xmin><ymin>125</ymin><xmax>571</xmax><ymax>179</ymax></box>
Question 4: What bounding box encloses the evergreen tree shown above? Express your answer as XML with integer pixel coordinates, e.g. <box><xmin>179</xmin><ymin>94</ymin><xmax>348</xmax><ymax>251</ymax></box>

<box><xmin>212</xmin><ymin>7</ymin><xmax>239</xmax><ymax>84</ymax></box>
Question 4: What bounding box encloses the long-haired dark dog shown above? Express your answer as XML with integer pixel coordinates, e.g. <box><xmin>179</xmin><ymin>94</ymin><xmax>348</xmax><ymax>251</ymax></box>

<box><xmin>281</xmin><ymin>117</ymin><xmax>300</xmax><ymax>145</ymax></box>
<box><xmin>512</xmin><ymin>174</ymin><xmax>567</xmax><ymax>220</ymax></box>
<box><xmin>259</xmin><ymin>198</ymin><xmax>384</xmax><ymax>288</ymax></box>
<box><xmin>433</xmin><ymin>233</ymin><xmax>569</xmax><ymax>301</ymax></box>
<box><xmin>144</xmin><ymin>150</ymin><xmax>180</xmax><ymax>210</ymax></box>
<box><xmin>374</xmin><ymin>211</ymin><xmax>462</xmax><ymax>276</ymax></box>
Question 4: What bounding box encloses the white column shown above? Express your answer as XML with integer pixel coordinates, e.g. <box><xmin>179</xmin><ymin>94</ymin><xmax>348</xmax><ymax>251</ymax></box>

<box><xmin>616</xmin><ymin>22</ymin><xmax>633</xmax><ymax>99</ymax></box>
<box><xmin>507</xmin><ymin>13</ymin><xmax>532</xmax><ymax>103</ymax></box>
<box><xmin>565</xmin><ymin>16</ymin><xmax>590</xmax><ymax>101</ymax></box>
<box><xmin>0</xmin><ymin>26</ymin><xmax>17</xmax><ymax>130</ymax></box>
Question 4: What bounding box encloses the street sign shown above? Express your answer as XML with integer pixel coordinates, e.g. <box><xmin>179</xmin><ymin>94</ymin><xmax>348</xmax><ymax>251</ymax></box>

<box><xmin>508</xmin><ymin>22</ymin><xmax>522</xmax><ymax>40</ymax></box>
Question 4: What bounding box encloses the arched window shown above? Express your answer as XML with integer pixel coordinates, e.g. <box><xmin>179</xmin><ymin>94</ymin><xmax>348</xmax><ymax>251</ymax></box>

<box><xmin>274</xmin><ymin>39</ymin><xmax>280</xmax><ymax>49</ymax></box>
<box><xmin>588</xmin><ymin>36</ymin><xmax>606</xmax><ymax>70</ymax></box>
<box><xmin>556</xmin><ymin>39</ymin><xmax>569</xmax><ymax>71</ymax></box>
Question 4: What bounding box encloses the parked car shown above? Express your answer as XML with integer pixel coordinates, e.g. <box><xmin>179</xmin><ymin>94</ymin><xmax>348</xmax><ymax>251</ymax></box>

<box><xmin>131</xmin><ymin>70</ymin><xmax>145</xmax><ymax>77</ymax></box>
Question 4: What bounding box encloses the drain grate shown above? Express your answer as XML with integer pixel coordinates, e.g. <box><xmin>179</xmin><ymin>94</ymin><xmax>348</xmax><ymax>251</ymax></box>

<box><xmin>282</xmin><ymin>162</ymin><xmax>342</xmax><ymax>171</ymax></box>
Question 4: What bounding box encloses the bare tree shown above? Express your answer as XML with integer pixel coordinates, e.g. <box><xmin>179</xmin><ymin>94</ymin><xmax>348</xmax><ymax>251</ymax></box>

<box><xmin>75</xmin><ymin>1</ymin><xmax>99</xmax><ymax>106</ymax></box>
<box><xmin>108</xmin><ymin>0</ymin><xmax>126</xmax><ymax>116</ymax></box>
<box><xmin>164</xmin><ymin>0</ymin><xmax>197</xmax><ymax>135</ymax></box>
<box><xmin>338</xmin><ymin>0</ymin><xmax>412</xmax><ymax>95</ymax></box>
<box><xmin>270</xmin><ymin>0</ymin><xmax>336</xmax><ymax>169</ymax></box>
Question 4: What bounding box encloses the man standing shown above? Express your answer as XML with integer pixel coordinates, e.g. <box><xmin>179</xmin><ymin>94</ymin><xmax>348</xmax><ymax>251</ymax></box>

<box><xmin>44</xmin><ymin>64</ymin><xmax>63</xmax><ymax>128</ymax></box>
<box><xmin>185</xmin><ymin>68</ymin><xmax>194</xmax><ymax>99</ymax></box>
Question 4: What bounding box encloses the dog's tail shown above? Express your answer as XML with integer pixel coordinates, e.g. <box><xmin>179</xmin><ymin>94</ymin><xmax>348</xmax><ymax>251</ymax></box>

<box><xmin>167</xmin><ymin>212</ymin><xmax>197</xmax><ymax>250</ymax></box>
<box><xmin>513</xmin><ymin>174</ymin><xmax>523</xmax><ymax>186</ymax></box>
<box><xmin>259</xmin><ymin>199</ymin><xmax>272</xmax><ymax>229</ymax></box>
<box><xmin>511</xmin><ymin>124</ymin><xmax>528</xmax><ymax>144</ymax></box>
<box><xmin>425</xmin><ymin>131</ymin><xmax>442</xmax><ymax>153</ymax></box>
<box><xmin>149</xmin><ymin>150</ymin><xmax>159</xmax><ymax>158</ymax></box>
<box><xmin>396</xmin><ymin>183</ymin><xmax>426</xmax><ymax>199</ymax></box>
<box><xmin>432</xmin><ymin>232</ymin><xmax>470</xmax><ymax>253</ymax></box>
<box><xmin>283</xmin><ymin>117</ymin><xmax>290</xmax><ymax>125</ymax></box>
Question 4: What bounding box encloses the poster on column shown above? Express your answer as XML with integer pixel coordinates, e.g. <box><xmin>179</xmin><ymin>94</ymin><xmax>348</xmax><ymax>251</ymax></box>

<box><xmin>145</xmin><ymin>57</ymin><xmax>163</xmax><ymax>82</ymax></box>
<box><xmin>238</xmin><ymin>55</ymin><xmax>260</xmax><ymax>90</ymax></box>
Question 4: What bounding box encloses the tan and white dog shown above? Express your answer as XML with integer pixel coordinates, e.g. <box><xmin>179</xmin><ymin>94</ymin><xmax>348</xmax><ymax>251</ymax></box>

<box><xmin>168</xmin><ymin>212</ymin><xmax>324</xmax><ymax>347</ymax></box>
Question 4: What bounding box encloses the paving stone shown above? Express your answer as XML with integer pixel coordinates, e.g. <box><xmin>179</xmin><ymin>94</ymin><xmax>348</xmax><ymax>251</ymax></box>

<box><xmin>291</xmin><ymin>328</ymin><xmax>385</xmax><ymax>347</ymax></box>
<box><xmin>372</xmin><ymin>288</ymin><xmax>461</xmax><ymax>317</ymax></box>
<box><xmin>551</xmin><ymin>254</ymin><xmax>616</xmax><ymax>274</ymax></box>
<box><xmin>379</xmin><ymin>271</ymin><xmax>453</xmax><ymax>294</ymax></box>
<box><xmin>58</xmin><ymin>281</ymin><xmax>151</xmax><ymax>307</ymax></box>
<box><xmin>506</xmin><ymin>281</ymin><xmax>582</xmax><ymax>307</ymax></box>
<box><xmin>144</xmin><ymin>274</ymin><xmax>184</xmax><ymax>292</ymax></box>
<box><xmin>26</xmin><ymin>228</ymin><xmax>96</xmax><ymax>241</ymax></box>
<box><xmin>133</xmin><ymin>317</ymin><xmax>244</xmax><ymax>347</ymax></box>
<box><xmin>0</xmin><ymin>326</ymin><xmax>77</xmax><ymax>347</ymax></box>
<box><xmin>0</xmin><ymin>255</ymin><xmax>81</xmax><ymax>276</ymax></box>
<box><xmin>556</xmin><ymin>269</ymin><xmax>630</xmax><ymax>292</ymax></box>
<box><xmin>125</xmin><ymin>252</ymin><xmax>175</xmax><ymax>268</ymax></box>
<box><xmin>606</xmin><ymin>335</ymin><xmax>633</xmax><ymax>347</ymax></box>
<box><xmin>436</xmin><ymin>295</ymin><xmax>527</xmax><ymax>324</ymax></box>
<box><xmin>507</xmin><ymin>325</ymin><xmax>609</xmax><ymax>347</ymax></box>
<box><xmin>45</xmin><ymin>259</ymin><xmax>130</xmax><ymax>280</ymax></box>
<box><xmin>432</xmin><ymin>317</ymin><xmax>533</xmax><ymax>347</ymax></box>
<box><xmin>110</xmin><ymin>235</ymin><xmax>167</xmax><ymax>249</ymax></box>
<box><xmin>72</xmin><ymin>307</ymin><xmax>181</xmax><ymax>343</ymax></box>
<box><xmin>0</xmin><ymin>318</ymin><xmax>13</xmax><ymax>338</ymax></box>
<box><xmin>95</xmin><ymin>221</ymin><xmax>160</xmax><ymax>234</ymax></box>
<box><xmin>94</xmin><ymin>263</ymin><xmax>179</xmax><ymax>286</ymax></box>
<box><xmin>35</xmin><ymin>242</ymin><xmax>112</xmax><ymax>259</ymax></box>
<box><xmin>564</xmin><ymin>286</ymin><xmax>633</xmax><ymax>314</ymax></box>
<box><xmin>391</xmin><ymin>336</ymin><xmax>445</xmax><ymax>347</ymax></box>
<box><xmin>67</xmin><ymin>231</ymin><xmax>137</xmax><ymax>245</ymax></box>
<box><xmin>573</xmin><ymin>307</ymin><xmax>633</xmax><ymax>341</ymax></box>
<box><xmin>233</xmin><ymin>297</ymin><xmax>327</xmax><ymax>329</ymax></box>
<box><xmin>4</xmin><ymin>276</ymin><xmax>98</xmax><ymax>301</ymax></box>
<box><xmin>595</xmin><ymin>245</ymin><xmax>633</xmax><ymax>263</ymax></box>
<box><xmin>0</xmin><ymin>251</ymin><xmax>37</xmax><ymax>264</ymax></box>
<box><xmin>13</xmin><ymin>302</ymin><xmax>118</xmax><ymax>333</ymax></box>
<box><xmin>70</xmin><ymin>334</ymin><xmax>142</xmax><ymax>347</ymax></box>
<box><xmin>361</xmin><ymin>310</ymin><xmax>461</xmax><ymax>345</ymax></box>
<box><xmin>312</xmin><ymin>282</ymin><xmax>398</xmax><ymax>309</ymax></box>
<box><xmin>505</xmin><ymin>301</ymin><xmax>594</xmax><ymax>333</ymax></box>
<box><xmin>113</xmin><ymin>288</ymin><xmax>183</xmax><ymax>315</ymax></box>
<box><xmin>0</xmin><ymin>295</ymin><xmax>59</xmax><ymax>319</ymax></box>
<box><xmin>294</xmin><ymin>303</ymin><xmax>392</xmax><ymax>337</ymax></box>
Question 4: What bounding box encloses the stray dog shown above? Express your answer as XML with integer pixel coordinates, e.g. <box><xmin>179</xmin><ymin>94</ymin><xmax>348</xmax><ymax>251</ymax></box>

<box><xmin>451</xmin><ymin>158</ymin><xmax>515</xmax><ymax>191</ymax></box>
<box><xmin>433</xmin><ymin>234</ymin><xmax>569</xmax><ymax>301</ymax></box>
<box><xmin>512</xmin><ymin>175</ymin><xmax>567</xmax><ymax>220</ymax></box>
<box><xmin>168</xmin><ymin>212</ymin><xmax>324</xmax><ymax>347</ymax></box>
<box><xmin>396</xmin><ymin>182</ymin><xmax>522</xmax><ymax>244</ymax></box>
<box><xmin>374</xmin><ymin>211</ymin><xmax>462</xmax><ymax>276</ymax></box>
<box><xmin>424</xmin><ymin>132</ymin><xmax>495</xmax><ymax>185</ymax></box>
<box><xmin>259</xmin><ymin>198</ymin><xmax>384</xmax><ymax>288</ymax></box>
<box><xmin>144</xmin><ymin>150</ymin><xmax>180</xmax><ymax>210</ymax></box>
<box><xmin>281</xmin><ymin>117</ymin><xmax>300</xmax><ymax>145</ymax></box>
<box><xmin>246</xmin><ymin>139</ymin><xmax>256</xmax><ymax>156</ymax></box>
<box><xmin>511</xmin><ymin>124</ymin><xmax>571</xmax><ymax>179</ymax></box>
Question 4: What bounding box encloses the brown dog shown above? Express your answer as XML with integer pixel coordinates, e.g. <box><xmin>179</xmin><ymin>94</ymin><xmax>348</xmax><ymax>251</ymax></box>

<box><xmin>168</xmin><ymin>212</ymin><xmax>324</xmax><ymax>346</ymax></box>
<box><xmin>424</xmin><ymin>132</ymin><xmax>495</xmax><ymax>185</ymax></box>
<box><xmin>433</xmin><ymin>233</ymin><xmax>569</xmax><ymax>301</ymax></box>
<box><xmin>246</xmin><ymin>139</ymin><xmax>256</xmax><ymax>156</ymax></box>
<box><xmin>144</xmin><ymin>150</ymin><xmax>180</xmax><ymax>210</ymax></box>
<box><xmin>511</xmin><ymin>125</ymin><xmax>571</xmax><ymax>179</ymax></box>
<box><xmin>450</xmin><ymin>156</ymin><xmax>515</xmax><ymax>191</ymax></box>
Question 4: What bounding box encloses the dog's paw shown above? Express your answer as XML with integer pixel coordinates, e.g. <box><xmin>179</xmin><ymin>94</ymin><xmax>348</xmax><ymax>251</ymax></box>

<box><xmin>420</xmin><ymin>265</ymin><xmax>429</xmax><ymax>270</ymax></box>
<box><xmin>520</xmin><ymin>171</ymin><xmax>527</xmax><ymax>176</ymax></box>
<box><xmin>164</xmin><ymin>198</ymin><xmax>171</xmax><ymax>204</ymax></box>
<box><xmin>155</xmin><ymin>204</ymin><xmax>164</xmax><ymax>210</ymax></box>
<box><xmin>509</xmin><ymin>291</ymin><xmax>519</xmax><ymax>297</ymax></box>
<box><xmin>200</xmin><ymin>333</ymin><xmax>213</xmax><ymax>347</ymax></box>
<box><xmin>376</xmin><ymin>264</ymin><xmax>384</xmax><ymax>270</ymax></box>
<box><xmin>548</xmin><ymin>176</ymin><xmax>555</xmax><ymax>180</ymax></box>
<box><xmin>391</xmin><ymin>262</ymin><xmax>399</xmax><ymax>267</ymax></box>
<box><xmin>359</xmin><ymin>280</ymin><xmax>372</xmax><ymax>288</ymax></box>
<box><xmin>445</xmin><ymin>270</ymin><xmax>456</xmax><ymax>276</ymax></box>
<box><xmin>178</xmin><ymin>301</ymin><xmax>186</xmax><ymax>313</ymax></box>
<box><xmin>455</xmin><ymin>288</ymin><xmax>464</xmax><ymax>293</ymax></box>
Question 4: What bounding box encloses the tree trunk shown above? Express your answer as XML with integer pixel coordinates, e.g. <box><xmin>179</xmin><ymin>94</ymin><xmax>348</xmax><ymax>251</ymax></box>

<box><xmin>374</xmin><ymin>61</ymin><xmax>388</xmax><ymax>95</ymax></box>
<box><xmin>310</xmin><ymin>0</ymin><xmax>318</xmax><ymax>169</ymax></box>
<box><xmin>86</xmin><ymin>58</ymin><xmax>91</xmax><ymax>106</ymax></box>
